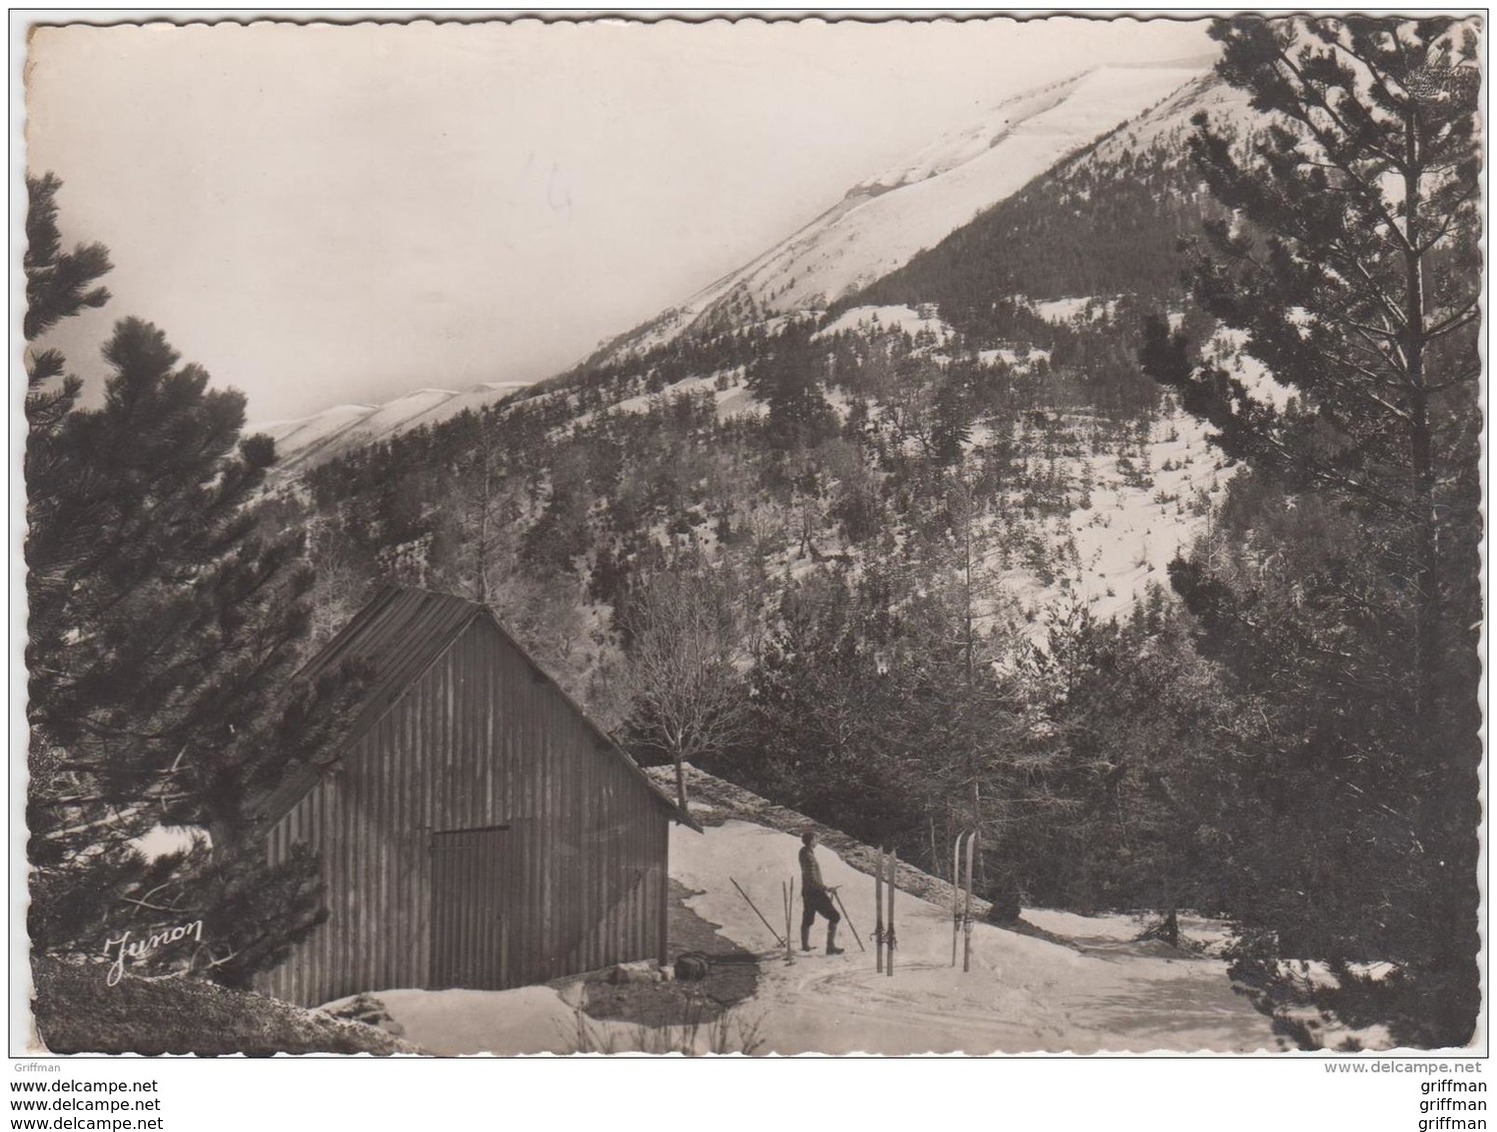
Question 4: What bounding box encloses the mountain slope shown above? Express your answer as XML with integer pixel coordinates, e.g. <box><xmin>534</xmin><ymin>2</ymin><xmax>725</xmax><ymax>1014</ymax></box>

<box><xmin>851</xmin><ymin>74</ymin><xmax>1248</xmax><ymax>319</ymax></box>
<box><xmin>598</xmin><ymin>63</ymin><xmax>1208</xmax><ymax>360</ymax></box>
<box><xmin>259</xmin><ymin>62</ymin><xmax>1214</xmax><ymax>477</ymax></box>
<box><xmin>293</xmin><ymin>62</ymin><xmax>1248</xmax><ymax>642</ymax></box>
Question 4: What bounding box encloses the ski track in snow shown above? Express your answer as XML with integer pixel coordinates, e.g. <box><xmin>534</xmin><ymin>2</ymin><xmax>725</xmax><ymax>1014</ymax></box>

<box><xmin>351</xmin><ymin>820</ymin><xmax>1283</xmax><ymax>1056</ymax></box>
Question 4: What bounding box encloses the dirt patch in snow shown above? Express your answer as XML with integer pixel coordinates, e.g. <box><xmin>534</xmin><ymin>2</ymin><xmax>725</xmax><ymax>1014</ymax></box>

<box><xmin>579</xmin><ymin>879</ymin><xmax>760</xmax><ymax>1028</ymax></box>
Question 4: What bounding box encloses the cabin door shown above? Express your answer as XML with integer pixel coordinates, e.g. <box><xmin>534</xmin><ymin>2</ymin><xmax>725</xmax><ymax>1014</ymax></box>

<box><xmin>429</xmin><ymin>826</ymin><xmax>510</xmax><ymax>990</ymax></box>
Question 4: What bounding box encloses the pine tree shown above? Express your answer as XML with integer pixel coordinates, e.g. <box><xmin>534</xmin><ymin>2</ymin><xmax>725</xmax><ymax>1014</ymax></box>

<box><xmin>745</xmin><ymin>320</ymin><xmax>836</xmax><ymax>449</ymax></box>
<box><xmin>24</xmin><ymin>172</ymin><xmax>112</xmax><ymax>412</ymax></box>
<box><xmin>1030</xmin><ymin>601</ymin><xmax>1240</xmax><ymax>919</ymax></box>
<box><xmin>745</xmin><ymin>569</ymin><xmax>909</xmax><ymax>839</ymax></box>
<box><xmin>1141</xmin><ymin>15</ymin><xmax>1481</xmax><ymax>1046</ymax></box>
<box><xmin>24</xmin><ymin>173</ymin><xmax>112</xmax><ymax>488</ymax></box>
<box><xmin>25</xmin><ymin>314</ymin><xmax>359</xmax><ymax>986</ymax></box>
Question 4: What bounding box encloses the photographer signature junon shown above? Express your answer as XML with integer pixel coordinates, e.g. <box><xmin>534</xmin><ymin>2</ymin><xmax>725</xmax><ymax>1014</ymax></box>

<box><xmin>103</xmin><ymin>921</ymin><xmax>204</xmax><ymax>986</ymax></box>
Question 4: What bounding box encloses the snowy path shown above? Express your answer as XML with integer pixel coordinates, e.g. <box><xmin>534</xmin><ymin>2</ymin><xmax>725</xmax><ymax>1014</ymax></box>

<box><xmin>673</xmin><ymin>822</ymin><xmax>1282</xmax><ymax>1055</ymax></box>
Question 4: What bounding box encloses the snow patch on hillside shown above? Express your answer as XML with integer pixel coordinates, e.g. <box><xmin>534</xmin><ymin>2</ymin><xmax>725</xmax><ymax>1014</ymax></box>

<box><xmin>1205</xmin><ymin>327</ymin><xmax>1296</xmax><ymax>410</ymax></box>
<box><xmin>1028</xmin><ymin>407</ymin><xmax>1228</xmax><ymax>626</ymax></box>
<box><xmin>1096</xmin><ymin>72</ymin><xmax>1251</xmax><ymax>157</ymax></box>
<box><xmin>816</xmin><ymin>304</ymin><xmax>951</xmax><ymax>342</ymax></box>
<box><xmin>255</xmin><ymin>402</ymin><xmax>378</xmax><ymax>447</ymax></box>
<box><xmin>1064</xmin><ymin>409</ymin><xmax>1227</xmax><ymax>622</ymax></box>
<box><xmin>317</xmin><ymin>388</ymin><xmax>461</xmax><ymax>450</ymax></box>
<box><xmin>1031</xmin><ymin>296</ymin><xmax>1118</xmax><ymax>324</ymax></box>
<box><xmin>977</xmin><ymin>345</ymin><xmax>1052</xmax><ymax>368</ymax></box>
<box><xmin>852</xmin><ymin>76</ymin><xmax>1080</xmax><ymax>193</ymax></box>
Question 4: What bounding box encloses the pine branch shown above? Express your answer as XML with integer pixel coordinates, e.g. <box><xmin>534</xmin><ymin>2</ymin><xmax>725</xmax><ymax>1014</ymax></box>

<box><xmin>1259</xmin><ymin>37</ymin><xmax>1415</xmax><ymax>253</ymax></box>
<box><xmin>1424</xmin><ymin>298</ymin><xmax>1480</xmax><ymax>342</ymax></box>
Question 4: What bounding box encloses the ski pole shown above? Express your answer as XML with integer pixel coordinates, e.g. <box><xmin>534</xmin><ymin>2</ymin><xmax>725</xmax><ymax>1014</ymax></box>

<box><xmin>875</xmin><ymin>847</ymin><xmax>885</xmax><ymax>973</ymax></box>
<box><xmin>785</xmin><ymin>881</ymin><xmax>791</xmax><ymax>961</ymax></box>
<box><xmin>886</xmin><ymin>850</ymin><xmax>897</xmax><ymax>978</ymax></box>
<box><xmin>729</xmin><ymin>876</ymin><xmax>786</xmax><ymax>948</ymax></box>
<box><xmin>785</xmin><ymin>878</ymin><xmax>795</xmax><ymax>962</ymax></box>
<box><xmin>831</xmin><ymin>888</ymin><xmax>864</xmax><ymax>952</ymax></box>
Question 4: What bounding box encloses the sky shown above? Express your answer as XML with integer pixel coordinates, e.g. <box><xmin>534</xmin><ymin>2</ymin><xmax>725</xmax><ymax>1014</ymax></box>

<box><xmin>23</xmin><ymin>15</ymin><xmax>1214</xmax><ymax>423</ymax></box>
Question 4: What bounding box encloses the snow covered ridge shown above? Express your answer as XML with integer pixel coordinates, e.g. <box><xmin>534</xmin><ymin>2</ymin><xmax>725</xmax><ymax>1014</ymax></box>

<box><xmin>849</xmin><ymin>70</ymin><xmax>1085</xmax><ymax>194</ymax></box>
<box><xmin>249</xmin><ymin>380</ymin><xmax>533</xmax><ymax>478</ymax></box>
<box><xmin>602</xmin><ymin>63</ymin><xmax>1210</xmax><ymax>363</ymax></box>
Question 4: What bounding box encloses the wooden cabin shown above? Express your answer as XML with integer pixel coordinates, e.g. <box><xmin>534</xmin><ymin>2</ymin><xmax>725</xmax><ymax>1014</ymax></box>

<box><xmin>253</xmin><ymin>584</ymin><xmax>693</xmax><ymax>1006</ymax></box>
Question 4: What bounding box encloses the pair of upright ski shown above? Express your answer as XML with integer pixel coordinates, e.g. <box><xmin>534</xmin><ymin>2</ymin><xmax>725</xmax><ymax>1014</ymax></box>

<box><xmin>874</xmin><ymin>846</ymin><xmax>896</xmax><ymax>976</ymax></box>
<box><xmin>952</xmin><ymin>829</ymin><xmax>977</xmax><ymax>972</ymax></box>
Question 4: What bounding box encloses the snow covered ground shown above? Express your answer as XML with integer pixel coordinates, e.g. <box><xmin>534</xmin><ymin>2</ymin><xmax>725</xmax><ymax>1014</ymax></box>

<box><xmin>345</xmin><ymin>819</ymin><xmax>1284</xmax><ymax>1056</ymax></box>
<box><xmin>815</xmin><ymin>304</ymin><xmax>951</xmax><ymax>343</ymax></box>
<box><xmin>667</xmin><ymin>821</ymin><xmax>1279</xmax><ymax>1055</ymax></box>
<box><xmin>1045</xmin><ymin>405</ymin><xmax>1229</xmax><ymax>624</ymax></box>
<box><xmin>594</xmin><ymin>371</ymin><xmax>766</xmax><ymax>425</ymax></box>
<box><xmin>1029</xmin><ymin>296</ymin><xmax>1118</xmax><ymax>325</ymax></box>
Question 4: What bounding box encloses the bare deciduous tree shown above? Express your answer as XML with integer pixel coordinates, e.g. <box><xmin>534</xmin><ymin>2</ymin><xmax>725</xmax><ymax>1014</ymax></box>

<box><xmin>620</xmin><ymin>562</ymin><xmax>752</xmax><ymax>812</ymax></box>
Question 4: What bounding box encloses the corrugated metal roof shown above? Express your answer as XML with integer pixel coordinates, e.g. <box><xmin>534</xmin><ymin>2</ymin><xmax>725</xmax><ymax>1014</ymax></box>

<box><xmin>258</xmin><ymin>584</ymin><xmax>697</xmax><ymax>830</ymax></box>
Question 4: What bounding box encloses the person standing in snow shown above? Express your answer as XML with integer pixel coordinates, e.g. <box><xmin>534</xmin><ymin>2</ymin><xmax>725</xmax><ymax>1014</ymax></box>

<box><xmin>799</xmin><ymin>830</ymin><xmax>843</xmax><ymax>955</ymax></box>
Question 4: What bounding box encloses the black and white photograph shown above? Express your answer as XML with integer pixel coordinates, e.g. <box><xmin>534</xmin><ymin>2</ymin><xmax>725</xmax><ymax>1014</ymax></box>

<box><xmin>12</xmin><ymin>7</ymin><xmax>1486</xmax><ymax>1084</ymax></box>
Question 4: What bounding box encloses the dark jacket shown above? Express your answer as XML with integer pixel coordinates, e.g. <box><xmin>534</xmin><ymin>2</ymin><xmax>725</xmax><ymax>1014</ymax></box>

<box><xmin>799</xmin><ymin>844</ymin><xmax>826</xmax><ymax>895</ymax></box>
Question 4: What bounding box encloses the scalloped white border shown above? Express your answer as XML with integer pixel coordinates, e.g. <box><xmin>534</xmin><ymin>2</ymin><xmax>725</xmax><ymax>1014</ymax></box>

<box><xmin>6</xmin><ymin>4</ymin><xmax>1488</xmax><ymax>1112</ymax></box>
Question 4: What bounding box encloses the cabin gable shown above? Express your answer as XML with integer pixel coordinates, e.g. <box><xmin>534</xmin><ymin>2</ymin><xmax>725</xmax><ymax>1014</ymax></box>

<box><xmin>256</xmin><ymin>593</ymin><xmax>671</xmax><ymax>1006</ymax></box>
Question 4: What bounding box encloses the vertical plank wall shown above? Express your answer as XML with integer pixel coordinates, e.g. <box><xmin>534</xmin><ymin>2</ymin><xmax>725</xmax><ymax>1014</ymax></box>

<box><xmin>257</xmin><ymin>616</ymin><xmax>670</xmax><ymax>1006</ymax></box>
